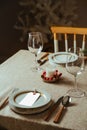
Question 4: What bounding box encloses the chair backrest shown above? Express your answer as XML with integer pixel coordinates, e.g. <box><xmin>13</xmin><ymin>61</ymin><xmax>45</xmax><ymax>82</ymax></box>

<box><xmin>51</xmin><ymin>26</ymin><xmax>87</xmax><ymax>52</ymax></box>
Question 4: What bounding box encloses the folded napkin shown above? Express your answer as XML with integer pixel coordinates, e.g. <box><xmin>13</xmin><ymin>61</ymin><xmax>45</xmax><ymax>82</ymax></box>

<box><xmin>0</xmin><ymin>87</ymin><xmax>12</xmax><ymax>109</ymax></box>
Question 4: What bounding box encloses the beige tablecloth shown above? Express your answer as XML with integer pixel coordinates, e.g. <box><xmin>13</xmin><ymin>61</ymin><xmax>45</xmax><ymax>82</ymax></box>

<box><xmin>0</xmin><ymin>50</ymin><xmax>87</xmax><ymax>130</ymax></box>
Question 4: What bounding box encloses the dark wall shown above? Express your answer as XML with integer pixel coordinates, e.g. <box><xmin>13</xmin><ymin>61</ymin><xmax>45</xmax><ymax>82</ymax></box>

<box><xmin>0</xmin><ymin>0</ymin><xmax>87</xmax><ymax>63</ymax></box>
<box><xmin>0</xmin><ymin>0</ymin><xmax>26</xmax><ymax>63</ymax></box>
<box><xmin>77</xmin><ymin>0</ymin><xmax>87</xmax><ymax>27</ymax></box>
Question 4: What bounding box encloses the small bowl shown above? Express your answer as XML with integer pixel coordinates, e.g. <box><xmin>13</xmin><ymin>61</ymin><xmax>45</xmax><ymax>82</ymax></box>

<box><xmin>41</xmin><ymin>70</ymin><xmax>62</xmax><ymax>83</ymax></box>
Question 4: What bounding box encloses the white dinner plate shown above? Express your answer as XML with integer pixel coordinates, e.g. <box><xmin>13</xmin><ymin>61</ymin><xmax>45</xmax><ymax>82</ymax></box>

<box><xmin>48</xmin><ymin>52</ymin><xmax>78</xmax><ymax>65</ymax></box>
<box><xmin>9</xmin><ymin>88</ymin><xmax>52</xmax><ymax>114</ymax></box>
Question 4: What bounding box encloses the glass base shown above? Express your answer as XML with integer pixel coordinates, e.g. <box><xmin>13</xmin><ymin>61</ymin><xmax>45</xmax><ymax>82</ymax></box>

<box><xmin>67</xmin><ymin>88</ymin><xmax>85</xmax><ymax>98</ymax></box>
<box><xmin>31</xmin><ymin>66</ymin><xmax>43</xmax><ymax>72</ymax></box>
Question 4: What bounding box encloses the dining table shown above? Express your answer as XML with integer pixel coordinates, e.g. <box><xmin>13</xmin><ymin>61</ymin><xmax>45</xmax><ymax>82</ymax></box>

<box><xmin>0</xmin><ymin>49</ymin><xmax>87</xmax><ymax>130</ymax></box>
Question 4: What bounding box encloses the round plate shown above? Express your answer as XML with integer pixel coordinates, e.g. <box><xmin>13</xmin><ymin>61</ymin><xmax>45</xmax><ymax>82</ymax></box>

<box><xmin>9</xmin><ymin>88</ymin><xmax>52</xmax><ymax>114</ymax></box>
<box><xmin>48</xmin><ymin>52</ymin><xmax>78</xmax><ymax>64</ymax></box>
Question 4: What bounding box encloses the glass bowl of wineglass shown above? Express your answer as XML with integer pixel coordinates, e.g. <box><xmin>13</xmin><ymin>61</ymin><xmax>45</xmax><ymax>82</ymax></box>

<box><xmin>28</xmin><ymin>32</ymin><xmax>43</xmax><ymax>72</ymax></box>
<box><xmin>66</xmin><ymin>47</ymin><xmax>85</xmax><ymax>98</ymax></box>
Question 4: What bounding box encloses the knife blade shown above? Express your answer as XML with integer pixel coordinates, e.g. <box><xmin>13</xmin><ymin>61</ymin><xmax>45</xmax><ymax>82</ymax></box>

<box><xmin>44</xmin><ymin>96</ymin><xmax>64</xmax><ymax>121</ymax></box>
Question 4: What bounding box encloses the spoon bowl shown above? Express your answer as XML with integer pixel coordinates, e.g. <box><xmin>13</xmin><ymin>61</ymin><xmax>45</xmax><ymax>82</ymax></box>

<box><xmin>62</xmin><ymin>96</ymin><xmax>71</xmax><ymax>107</ymax></box>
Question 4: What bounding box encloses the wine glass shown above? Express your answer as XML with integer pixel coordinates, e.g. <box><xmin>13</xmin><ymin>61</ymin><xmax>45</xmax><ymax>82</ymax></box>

<box><xmin>28</xmin><ymin>32</ymin><xmax>43</xmax><ymax>72</ymax></box>
<box><xmin>66</xmin><ymin>47</ymin><xmax>85</xmax><ymax>98</ymax></box>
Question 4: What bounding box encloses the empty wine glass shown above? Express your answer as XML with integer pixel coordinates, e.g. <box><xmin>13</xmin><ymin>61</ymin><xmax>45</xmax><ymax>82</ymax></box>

<box><xmin>66</xmin><ymin>47</ymin><xmax>85</xmax><ymax>98</ymax></box>
<box><xmin>28</xmin><ymin>32</ymin><xmax>43</xmax><ymax>72</ymax></box>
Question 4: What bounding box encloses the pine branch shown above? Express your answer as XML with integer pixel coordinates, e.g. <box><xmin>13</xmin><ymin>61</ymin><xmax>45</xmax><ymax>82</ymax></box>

<box><xmin>15</xmin><ymin>0</ymin><xmax>78</xmax><ymax>44</ymax></box>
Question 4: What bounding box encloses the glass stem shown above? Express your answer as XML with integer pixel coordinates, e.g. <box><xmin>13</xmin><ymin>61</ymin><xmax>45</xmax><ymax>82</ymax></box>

<box><xmin>74</xmin><ymin>75</ymin><xmax>78</xmax><ymax>90</ymax></box>
<box><xmin>35</xmin><ymin>54</ymin><xmax>38</xmax><ymax>67</ymax></box>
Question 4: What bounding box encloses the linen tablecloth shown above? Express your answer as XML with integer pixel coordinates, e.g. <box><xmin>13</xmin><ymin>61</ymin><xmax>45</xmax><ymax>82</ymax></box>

<box><xmin>0</xmin><ymin>50</ymin><xmax>87</xmax><ymax>130</ymax></box>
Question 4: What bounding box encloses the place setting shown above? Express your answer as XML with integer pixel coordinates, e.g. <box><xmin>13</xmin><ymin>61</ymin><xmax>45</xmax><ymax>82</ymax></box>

<box><xmin>0</xmin><ymin>85</ymin><xmax>72</xmax><ymax>122</ymax></box>
<box><xmin>0</xmin><ymin>84</ymin><xmax>78</xmax><ymax>125</ymax></box>
<box><xmin>8</xmin><ymin>87</ymin><xmax>52</xmax><ymax>115</ymax></box>
<box><xmin>8</xmin><ymin>87</ymin><xmax>74</xmax><ymax>124</ymax></box>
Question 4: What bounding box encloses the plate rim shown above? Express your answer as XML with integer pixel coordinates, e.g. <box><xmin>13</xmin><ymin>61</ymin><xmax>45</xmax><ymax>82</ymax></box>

<box><xmin>9</xmin><ymin>88</ymin><xmax>51</xmax><ymax>109</ymax></box>
<box><xmin>48</xmin><ymin>52</ymin><xmax>78</xmax><ymax>64</ymax></box>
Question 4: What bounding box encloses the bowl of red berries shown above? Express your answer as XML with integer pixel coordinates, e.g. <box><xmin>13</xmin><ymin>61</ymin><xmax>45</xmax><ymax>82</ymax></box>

<box><xmin>41</xmin><ymin>70</ymin><xmax>62</xmax><ymax>83</ymax></box>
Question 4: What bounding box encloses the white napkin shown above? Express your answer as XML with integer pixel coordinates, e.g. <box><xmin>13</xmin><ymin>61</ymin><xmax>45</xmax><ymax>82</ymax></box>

<box><xmin>0</xmin><ymin>87</ymin><xmax>12</xmax><ymax>109</ymax></box>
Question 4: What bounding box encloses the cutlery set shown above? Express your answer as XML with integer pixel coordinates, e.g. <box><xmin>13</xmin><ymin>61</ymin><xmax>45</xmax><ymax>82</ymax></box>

<box><xmin>44</xmin><ymin>96</ymin><xmax>63</xmax><ymax>121</ymax></box>
<box><xmin>44</xmin><ymin>95</ymin><xmax>71</xmax><ymax>123</ymax></box>
<box><xmin>53</xmin><ymin>96</ymin><xmax>71</xmax><ymax>123</ymax></box>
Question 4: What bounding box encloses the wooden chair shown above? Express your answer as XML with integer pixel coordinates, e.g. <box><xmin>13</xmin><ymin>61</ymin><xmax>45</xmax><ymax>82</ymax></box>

<box><xmin>51</xmin><ymin>26</ymin><xmax>87</xmax><ymax>52</ymax></box>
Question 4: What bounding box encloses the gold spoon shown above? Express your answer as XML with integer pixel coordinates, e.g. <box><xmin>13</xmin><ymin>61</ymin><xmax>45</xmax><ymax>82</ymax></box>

<box><xmin>53</xmin><ymin>96</ymin><xmax>71</xmax><ymax>123</ymax></box>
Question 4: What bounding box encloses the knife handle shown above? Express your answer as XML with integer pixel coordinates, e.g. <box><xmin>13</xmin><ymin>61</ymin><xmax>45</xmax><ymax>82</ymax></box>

<box><xmin>40</xmin><ymin>57</ymin><xmax>48</xmax><ymax>66</ymax></box>
<box><xmin>40</xmin><ymin>53</ymin><xmax>49</xmax><ymax>60</ymax></box>
<box><xmin>0</xmin><ymin>97</ymin><xmax>9</xmax><ymax>110</ymax></box>
<box><xmin>53</xmin><ymin>105</ymin><xmax>64</xmax><ymax>123</ymax></box>
<box><xmin>44</xmin><ymin>103</ymin><xmax>57</xmax><ymax>121</ymax></box>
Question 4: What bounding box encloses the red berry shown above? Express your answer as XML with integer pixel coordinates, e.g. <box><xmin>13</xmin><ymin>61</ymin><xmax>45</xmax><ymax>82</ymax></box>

<box><xmin>44</xmin><ymin>77</ymin><xmax>47</xmax><ymax>80</ymax></box>
<box><xmin>50</xmin><ymin>77</ymin><xmax>53</xmax><ymax>80</ymax></box>
<box><xmin>47</xmin><ymin>77</ymin><xmax>49</xmax><ymax>80</ymax></box>
<box><xmin>43</xmin><ymin>71</ymin><xmax>46</xmax><ymax>75</ymax></box>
